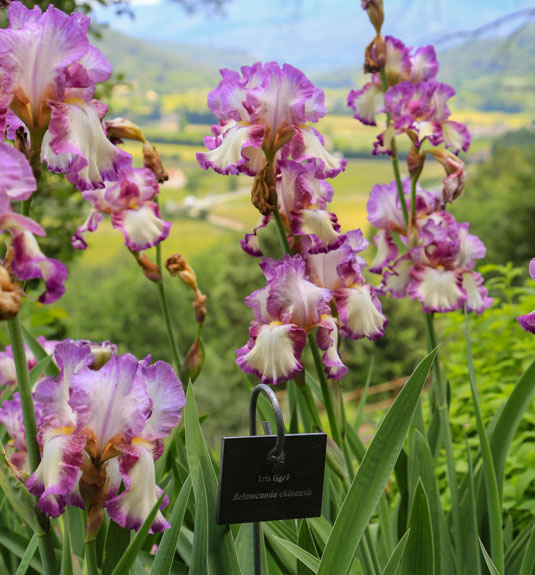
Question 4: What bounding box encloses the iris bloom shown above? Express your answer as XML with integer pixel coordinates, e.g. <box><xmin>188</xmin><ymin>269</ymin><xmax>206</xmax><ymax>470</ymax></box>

<box><xmin>303</xmin><ymin>230</ymin><xmax>388</xmax><ymax>343</ymax></box>
<box><xmin>237</xmin><ymin>243</ymin><xmax>387</xmax><ymax>383</ymax></box>
<box><xmin>0</xmin><ymin>142</ymin><xmax>67</xmax><ymax>303</ymax></box>
<box><xmin>0</xmin><ymin>2</ymin><xmax>130</xmax><ymax>190</ymax></box>
<box><xmin>368</xmin><ymin>178</ymin><xmax>492</xmax><ymax>314</ymax></box>
<box><xmin>518</xmin><ymin>259</ymin><xmax>535</xmax><ymax>334</ymax></box>
<box><xmin>197</xmin><ymin>62</ymin><xmax>346</xmax><ymax>179</ymax></box>
<box><xmin>22</xmin><ymin>341</ymin><xmax>185</xmax><ymax>532</ymax></box>
<box><xmin>348</xmin><ymin>36</ymin><xmax>469</xmax><ymax>155</ymax></box>
<box><xmin>73</xmin><ymin>166</ymin><xmax>171</xmax><ymax>251</ymax></box>
<box><xmin>348</xmin><ymin>36</ymin><xmax>439</xmax><ymax>127</ymax></box>
<box><xmin>237</xmin><ymin>255</ymin><xmax>332</xmax><ymax>384</ymax></box>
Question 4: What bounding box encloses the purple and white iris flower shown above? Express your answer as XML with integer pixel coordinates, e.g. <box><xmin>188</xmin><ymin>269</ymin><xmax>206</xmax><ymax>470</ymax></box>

<box><xmin>0</xmin><ymin>2</ymin><xmax>130</xmax><ymax>191</ymax></box>
<box><xmin>237</xmin><ymin>255</ymin><xmax>329</xmax><ymax>385</ymax></box>
<box><xmin>303</xmin><ymin>230</ymin><xmax>388</xmax><ymax>342</ymax></box>
<box><xmin>347</xmin><ymin>36</ymin><xmax>439</xmax><ymax>127</ymax></box>
<box><xmin>8</xmin><ymin>340</ymin><xmax>187</xmax><ymax>533</ymax></box>
<box><xmin>347</xmin><ymin>35</ymin><xmax>470</xmax><ymax>156</ymax></box>
<box><xmin>518</xmin><ymin>259</ymin><xmax>535</xmax><ymax>334</ymax></box>
<box><xmin>368</xmin><ymin>178</ymin><xmax>492</xmax><ymax>314</ymax></box>
<box><xmin>237</xmin><ymin>244</ymin><xmax>387</xmax><ymax>384</ymax></box>
<box><xmin>197</xmin><ymin>62</ymin><xmax>346</xmax><ymax>178</ymax></box>
<box><xmin>0</xmin><ymin>142</ymin><xmax>67</xmax><ymax>303</ymax></box>
<box><xmin>73</xmin><ymin>166</ymin><xmax>171</xmax><ymax>251</ymax></box>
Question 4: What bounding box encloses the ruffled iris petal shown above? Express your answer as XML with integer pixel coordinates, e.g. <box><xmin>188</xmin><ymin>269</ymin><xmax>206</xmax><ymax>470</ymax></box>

<box><xmin>462</xmin><ymin>272</ymin><xmax>493</xmax><ymax>314</ymax></box>
<box><xmin>266</xmin><ymin>254</ymin><xmax>332</xmax><ymax>330</ymax></box>
<box><xmin>111</xmin><ymin>203</ymin><xmax>171</xmax><ymax>252</ymax></box>
<box><xmin>0</xmin><ymin>143</ymin><xmax>36</xmax><ymax>201</ymax></box>
<box><xmin>26</xmin><ymin>429</ymin><xmax>86</xmax><ymax>518</ymax></box>
<box><xmin>410</xmin><ymin>45</ymin><xmax>439</xmax><ymax>82</ymax></box>
<box><xmin>370</xmin><ymin>230</ymin><xmax>398</xmax><ymax>273</ymax></box>
<box><xmin>334</xmin><ymin>285</ymin><xmax>387</xmax><ymax>340</ymax></box>
<box><xmin>42</xmin><ymin>98</ymin><xmax>131</xmax><ymax>191</ymax></box>
<box><xmin>141</xmin><ymin>361</ymin><xmax>185</xmax><ymax>441</ymax></box>
<box><xmin>316</xmin><ymin>315</ymin><xmax>347</xmax><ymax>380</ymax></box>
<box><xmin>10</xmin><ymin>231</ymin><xmax>68</xmax><ymax>304</ymax></box>
<box><xmin>196</xmin><ymin>122</ymin><xmax>265</xmax><ymax>176</ymax></box>
<box><xmin>236</xmin><ymin>321</ymin><xmax>306</xmax><ymax>385</ymax></box>
<box><xmin>290</xmin><ymin>126</ymin><xmax>346</xmax><ymax>179</ymax></box>
<box><xmin>408</xmin><ymin>266</ymin><xmax>466</xmax><ymax>313</ymax></box>
<box><xmin>69</xmin><ymin>354</ymin><xmax>151</xmax><ymax>457</ymax></box>
<box><xmin>0</xmin><ymin>3</ymin><xmax>88</xmax><ymax>127</ymax></box>
<box><xmin>518</xmin><ymin>312</ymin><xmax>535</xmax><ymax>334</ymax></box>
<box><xmin>106</xmin><ymin>444</ymin><xmax>170</xmax><ymax>533</ymax></box>
<box><xmin>347</xmin><ymin>80</ymin><xmax>384</xmax><ymax>126</ymax></box>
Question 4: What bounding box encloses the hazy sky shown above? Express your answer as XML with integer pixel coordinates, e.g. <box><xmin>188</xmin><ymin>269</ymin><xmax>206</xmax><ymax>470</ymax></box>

<box><xmin>93</xmin><ymin>0</ymin><xmax>535</xmax><ymax>70</ymax></box>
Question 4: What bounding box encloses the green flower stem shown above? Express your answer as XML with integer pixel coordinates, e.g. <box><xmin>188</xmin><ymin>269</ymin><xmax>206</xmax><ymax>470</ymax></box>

<box><xmin>410</xmin><ymin>175</ymin><xmax>417</xmax><ymax>233</ymax></box>
<box><xmin>424</xmin><ymin>312</ymin><xmax>465</xmax><ymax>572</ymax></box>
<box><xmin>84</xmin><ymin>538</ymin><xmax>98</xmax><ymax>575</ymax></box>
<box><xmin>308</xmin><ymin>334</ymin><xmax>342</xmax><ymax>447</ymax></box>
<box><xmin>155</xmin><ymin>243</ymin><xmax>182</xmax><ymax>374</ymax></box>
<box><xmin>272</xmin><ymin>203</ymin><xmax>291</xmax><ymax>254</ymax></box>
<box><xmin>7</xmin><ymin>318</ymin><xmax>40</xmax><ymax>471</ymax></box>
<box><xmin>9</xmin><ymin>151</ymin><xmax>58</xmax><ymax>575</ymax></box>
<box><xmin>379</xmin><ymin>69</ymin><xmax>410</xmax><ymax>233</ymax></box>
<box><xmin>295</xmin><ymin>379</ymin><xmax>322</xmax><ymax>430</ymax></box>
<box><xmin>36</xmin><ymin>535</ymin><xmax>59</xmax><ymax>575</ymax></box>
<box><xmin>465</xmin><ymin>310</ymin><xmax>504</xmax><ymax>574</ymax></box>
<box><xmin>359</xmin><ymin>535</ymin><xmax>378</xmax><ymax>575</ymax></box>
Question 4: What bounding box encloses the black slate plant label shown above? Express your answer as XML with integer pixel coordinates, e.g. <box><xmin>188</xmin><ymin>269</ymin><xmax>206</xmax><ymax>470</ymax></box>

<box><xmin>216</xmin><ymin>433</ymin><xmax>327</xmax><ymax>525</ymax></box>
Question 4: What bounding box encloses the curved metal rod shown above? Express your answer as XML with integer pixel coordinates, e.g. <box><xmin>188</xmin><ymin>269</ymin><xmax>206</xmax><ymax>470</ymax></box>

<box><xmin>249</xmin><ymin>383</ymin><xmax>285</xmax><ymax>458</ymax></box>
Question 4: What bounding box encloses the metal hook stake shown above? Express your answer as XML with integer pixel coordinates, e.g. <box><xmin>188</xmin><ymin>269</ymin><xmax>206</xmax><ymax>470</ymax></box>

<box><xmin>249</xmin><ymin>384</ymin><xmax>286</xmax><ymax>575</ymax></box>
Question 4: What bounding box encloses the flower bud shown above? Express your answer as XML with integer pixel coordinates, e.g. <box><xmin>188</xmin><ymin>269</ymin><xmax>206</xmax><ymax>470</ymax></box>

<box><xmin>431</xmin><ymin>149</ymin><xmax>466</xmax><ymax>204</ymax></box>
<box><xmin>132</xmin><ymin>251</ymin><xmax>162</xmax><ymax>283</ymax></box>
<box><xmin>0</xmin><ymin>266</ymin><xmax>22</xmax><ymax>321</ymax></box>
<box><xmin>193</xmin><ymin>291</ymin><xmax>207</xmax><ymax>325</ymax></box>
<box><xmin>143</xmin><ymin>142</ymin><xmax>168</xmax><ymax>184</ymax></box>
<box><xmin>408</xmin><ymin>145</ymin><xmax>426</xmax><ymax>183</ymax></box>
<box><xmin>180</xmin><ymin>337</ymin><xmax>204</xmax><ymax>384</ymax></box>
<box><xmin>105</xmin><ymin>118</ymin><xmax>146</xmax><ymax>144</ymax></box>
<box><xmin>251</xmin><ymin>163</ymin><xmax>276</xmax><ymax>216</ymax></box>
<box><xmin>362</xmin><ymin>0</ymin><xmax>384</xmax><ymax>34</ymax></box>
<box><xmin>166</xmin><ymin>254</ymin><xmax>198</xmax><ymax>291</ymax></box>
<box><xmin>364</xmin><ymin>36</ymin><xmax>386</xmax><ymax>74</ymax></box>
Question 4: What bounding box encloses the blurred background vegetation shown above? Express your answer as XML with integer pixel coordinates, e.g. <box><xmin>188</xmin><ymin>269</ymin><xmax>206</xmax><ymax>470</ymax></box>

<box><xmin>1</xmin><ymin>0</ymin><xmax>534</xmax><ymax>513</ymax></box>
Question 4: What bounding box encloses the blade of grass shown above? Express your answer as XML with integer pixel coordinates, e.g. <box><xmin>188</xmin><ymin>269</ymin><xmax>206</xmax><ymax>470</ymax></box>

<box><xmin>184</xmin><ymin>384</ymin><xmax>242</xmax><ymax>575</ymax></box>
<box><xmin>479</xmin><ymin>539</ymin><xmax>501</xmax><ymax>575</ymax></box>
<box><xmin>150</xmin><ymin>475</ymin><xmax>192</xmax><ymax>575</ymax></box>
<box><xmin>190</xmin><ymin>472</ymin><xmax>208</xmax><ymax>575</ymax></box>
<box><xmin>14</xmin><ymin>534</ymin><xmax>38</xmax><ymax>575</ymax></box>
<box><xmin>465</xmin><ymin>310</ymin><xmax>503</xmax><ymax>574</ymax></box>
<box><xmin>401</xmin><ymin>481</ymin><xmax>434</xmax><ymax>575</ymax></box>
<box><xmin>380</xmin><ymin>530</ymin><xmax>410</xmax><ymax>575</ymax></box>
<box><xmin>110</xmin><ymin>491</ymin><xmax>167</xmax><ymax>575</ymax></box>
<box><xmin>317</xmin><ymin>349</ymin><xmax>437</xmax><ymax>575</ymax></box>
<box><xmin>519</xmin><ymin>525</ymin><xmax>535</xmax><ymax>575</ymax></box>
<box><xmin>271</xmin><ymin>535</ymin><xmax>319</xmax><ymax>573</ymax></box>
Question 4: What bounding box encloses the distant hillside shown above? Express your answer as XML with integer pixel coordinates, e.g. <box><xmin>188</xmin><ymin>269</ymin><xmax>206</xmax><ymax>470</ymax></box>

<box><xmin>438</xmin><ymin>26</ymin><xmax>535</xmax><ymax>112</ymax></box>
<box><xmin>97</xmin><ymin>25</ymin><xmax>534</xmax><ymax>116</ymax></box>
<box><xmin>96</xmin><ymin>32</ymin><xmax>252</xmax><ymax>93</ymax></box>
